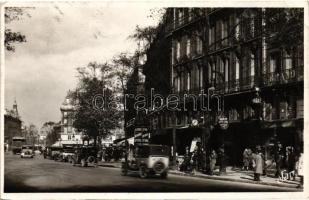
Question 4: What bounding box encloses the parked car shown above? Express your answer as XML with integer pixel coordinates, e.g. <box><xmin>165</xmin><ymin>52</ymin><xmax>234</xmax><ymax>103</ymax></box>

<box><xmin>20</xmin><ymin>145</ymin><xmax>34</xmax><ymax>158</ymax></box>
<box><xmin>60</xmin><ymin>146</ymin><xmax>76</xmax><ymax>162</ymax></box>
<box><xmin>121</xmin><ymin>144</ymin><xmax>170</xmax><ymax>178</ymax></box>
<box><xmin>71</xmin><ymin>145</ymin><xmax>98</xmax><ymax>167</ymax></box>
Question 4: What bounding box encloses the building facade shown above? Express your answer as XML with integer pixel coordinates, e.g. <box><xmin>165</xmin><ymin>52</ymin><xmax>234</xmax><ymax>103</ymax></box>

<box><xmin>4</xmin><ymin>101</ymin><xmax>22</xmax><ymax>149</ymax></box>
<box><xmin>146</xmin><ymin>8</ymin><xmax>303</xmax><ymax>166</ymax></box>
<box><xmin>59</xmin><ymin>96</ymin><xmax>82</xmax><ymax>144</ymax></box>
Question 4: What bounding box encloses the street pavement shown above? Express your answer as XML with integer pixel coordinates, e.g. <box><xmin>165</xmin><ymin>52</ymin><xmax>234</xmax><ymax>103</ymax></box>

<box><xmin>4</xmin><ymin>152</ymin><xmax>301</xmax><ymax>193</ymax></box>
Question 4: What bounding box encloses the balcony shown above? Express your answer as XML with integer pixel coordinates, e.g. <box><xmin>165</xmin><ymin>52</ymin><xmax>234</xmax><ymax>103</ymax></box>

<box><xmin>165</xmin><ymin>11</ymin><xmax>206</xmax><ymax>34</ymax></box>
<box><xmin>214</xmin><ymin>76</ymin><xmax>255</xmax><ymax>94</ymax></box>
<box><xmin>262</xmin><ymin>66</ymin><xmax>303</xmax><ymax>87</ymax></box>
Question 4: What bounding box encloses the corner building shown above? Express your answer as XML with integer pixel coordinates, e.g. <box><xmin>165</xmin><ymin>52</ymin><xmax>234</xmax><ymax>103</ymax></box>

<box><xmin>148</xmin><ymin>8</ymin><xmax>303</xmax><ymax>166</ymax></box>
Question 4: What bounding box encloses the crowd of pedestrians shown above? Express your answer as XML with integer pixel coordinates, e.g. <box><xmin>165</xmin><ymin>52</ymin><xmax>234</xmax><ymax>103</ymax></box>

<box><xmin>175</xmin><ymin>142</ymin><xmax>303</xmax><ymax>188</ymax></box>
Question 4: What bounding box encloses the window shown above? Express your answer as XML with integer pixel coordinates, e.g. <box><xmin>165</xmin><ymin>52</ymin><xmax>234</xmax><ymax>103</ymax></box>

<box><xmin>63</xmin><ymin>112</ymin><xmax>67</xmax><ymax>117</ymax></box>
<box><xmin>249</xmin><ymin>13</ymin><xmax>255</xmax><ymax>37</ymax></box>
<box><xmin>178</xmin><ymin>9</ymin><xmax>184</xmax><ymax>25</ymax></box>
<box><xmin>221</xmin><ymin>20</ymin><xmax>228</xmax><ymax>45</ymax></box>
<box><xmin>196</xmin><ymin>36</ymin><xmax>203</xmax><ymax>55</ymax></box>
<box><xmin>270</xmin><ymin>55</ymin><xmax>277</xmax><ymax>73</ymax></box>
<box><xmin>187</xmin><ymin>72</ymin><xmax>191</xmax><ymax>91</ymax></box>
<box><xmin>235</xmin><ymin>16</ymin><xmax>241</xmax><ymax>40</ymax></box>
<box><xmin>176</xmin><ymin>41</ymin><xmax>181</xmax><ymax>61</ymax></box>
<box><xmin>250</xmin><ymin>52</ymin><xmax>255</xmax><ymax>76</ymax></box>
<box><xmin>68</xmin><ymin>126</ymin><xmax>72</xmax><ymax>133</ymax></box>
<box><xmin>63</xmin><ymin>119</ymin><xmax>67</xmax><ymax>124</ymax></box>
<box><xmin>186</xmin><ymin>38</ymin><xmax>191</xmax><ymax>57</ymax></box>
<box><xmin>235</xmin><ymin>57</ymin><xmax>240</xmax><ymax>80</ymax></box>
<box><xmin>208</xmin><ymin>63</ymin><xmax>212</xmax><ymax>85</ymax></box>
<box><xmin>296</xmin><ymin>99</ymin><xmax>303</xmax><ymax>118</ymax></box>
<box><xmin>283</xmin><ymin>50</ymin><xmax>293</xmax><ymax>70</ymax></box>
<box><xmin>177</xmin><ymin>77</ymin><xmax>181</xmax><ymax>92</ymax></box>
<box><xmin>209</xmin><ymin>26</ymin><xmax>215</xmax><ymax>47</ymax></box>
<box><xmin>199</xmin><ymin>67</ymin><xmax>203</xmax><ymax>88</ymax></box>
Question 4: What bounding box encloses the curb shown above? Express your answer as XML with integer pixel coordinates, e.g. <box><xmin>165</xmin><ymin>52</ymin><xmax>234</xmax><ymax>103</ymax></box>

<box><xmin>98</xmin><ymin>164</ymin><xmax>120</xmax><ymax>168</ymax></box>
<box><xmin>168</xmin><ymin>171</ymin><xmax>300</xmax><ymax>189</ymax></box>
<box><xmin>98</xmin><ymin>163</ymin><xmax>300</xmax><ymax>190</ymax></box>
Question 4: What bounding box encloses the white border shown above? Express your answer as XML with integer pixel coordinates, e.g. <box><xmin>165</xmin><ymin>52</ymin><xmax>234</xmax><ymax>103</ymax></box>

<box><xmin>1</xmin><ymin>0</ymin><xmax>308</xmax><ymax>199</ymax></box>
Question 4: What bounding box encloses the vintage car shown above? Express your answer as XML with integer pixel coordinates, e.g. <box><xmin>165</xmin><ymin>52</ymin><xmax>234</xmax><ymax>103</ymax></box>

<box><xmin>71</xmin><ymin>145</ymin><xmax>98</xmax><ymax>167</ymax></box>
<box><xmin>44</xmin><ymin>146</ymin><xmax>63</xmax><ymax>160</ymax></box>
<box><xmin>121</xmin><ymin>144</ymin><xmax>170</xmax><ymax>178</ymax></box>
<box><xmin>60</xmin><ymin>146</ymin><xmax>76</xmax><ymax>162</ymax></box>
<box><xmin>20</xmin><ymin>145</ymin><xmax>34</xmax><ymax>158</ymax></box>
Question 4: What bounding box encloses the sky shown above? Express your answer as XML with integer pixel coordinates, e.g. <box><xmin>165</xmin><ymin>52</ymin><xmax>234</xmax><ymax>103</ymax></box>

<box><xmin>5</xmin><ymin>2</ymin><xmax>160</xmax><ymax>129</ymax></box>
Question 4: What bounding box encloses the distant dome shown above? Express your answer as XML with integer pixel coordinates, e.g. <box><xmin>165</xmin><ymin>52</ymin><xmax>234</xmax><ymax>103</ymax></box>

<box><xmin>60</xmin><ymin>98</ymin><xmax>74</xmax><ymax>111</ymax></box>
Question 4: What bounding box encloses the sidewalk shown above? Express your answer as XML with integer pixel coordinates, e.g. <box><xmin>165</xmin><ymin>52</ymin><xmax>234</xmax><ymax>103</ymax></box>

<box><xmin>98</xmin><ymin>161</ymin><xmax>301</xmax><ymax>189</ymax></box>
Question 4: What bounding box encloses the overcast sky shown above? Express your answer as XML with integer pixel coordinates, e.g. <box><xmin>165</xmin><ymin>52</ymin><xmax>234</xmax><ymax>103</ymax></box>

<box><xmin>5</xmin><ymin>2</ymin><xmax>160</xmax><ymax>129</ymax></box>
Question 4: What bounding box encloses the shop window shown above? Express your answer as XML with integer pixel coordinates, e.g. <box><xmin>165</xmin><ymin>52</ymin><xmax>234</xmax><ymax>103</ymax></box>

<box><xmin>176</xmin><ymin>112</ymin><xmax>182</xmax><ymax>125</ymax></box>
<box><xmin>279</xmin><ymin>101</ymin><xmax>288</xmax><ymax>119</ymax></box>
<box><xmin>296</xmin><ymin>99</ymin><xmax>304</xmax><ymax>118</ymax></box>
<box><xmin>243</xmin><ymin>105</ymin><xmax>254</xmax><ymax>120</ymax></box>
<box><xmin>263</xmin><ymin>102</ymin><xmax>273</xmax><ymax>121</ymax></box>
<box><xmin>229</xmin><ymin>108</ymin><xmax>240</xmax><ymax>121</ymax></box>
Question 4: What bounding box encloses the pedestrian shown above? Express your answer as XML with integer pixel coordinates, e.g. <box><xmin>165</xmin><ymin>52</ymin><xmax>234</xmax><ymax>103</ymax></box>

<box><xmin>201</xmin><ymin>147</ymin><xmax>207</xmax><ymax>173</ymax></box>
<box><xmin>242</xmin><ymin>148</ymin><xmax>250</xmax><ymax>171</ymax></box>
<box><xmin>252</xmin><ymin>147</ymin><xmax>263</xmax><ymax>181</ymax></box>
<box><xmin>286</xmin><ymin>146</ymin><xmax>296</xmax><ymax>180</ymax></box>
<box><xmin>209</xmin><ymin>149</ymin><xmax>217</xmax><ymax>175</ymax></box>
<box><xmin>297</xmin><ymin>151</ymin><xmax>303</xmax><ymax>188</ymax></box>
<box><xmin>217</xmin><ymin>146</ymin><xmax>225</xmax><ymax>175</ymax></box>
<box><xmin>275</xmin><ymin>143</ymin><xmax>284</xmax><ymax>178</ymax></box>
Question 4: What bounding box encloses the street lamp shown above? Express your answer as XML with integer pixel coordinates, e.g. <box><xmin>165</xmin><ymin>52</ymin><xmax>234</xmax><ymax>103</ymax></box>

<box><xmin>208</xmin><ymin>86</ymin><xmax>227</xmax><ymax>174</ymax></box>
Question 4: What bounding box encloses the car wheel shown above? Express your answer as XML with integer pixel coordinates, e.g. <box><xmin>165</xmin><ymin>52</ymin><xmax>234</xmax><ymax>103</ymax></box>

<box><xmin>121</xmin><ymin>163</ymin><xmax>128</xmax><ymax>176</ymax></box>
<box><xmin>160</xmin><ymin>171</ymin><xmax>168</xmax><ymax>179</ymax></box>
<box><xmin>81</xmin><ymin>159</ymin><xmax>87</xmax><ymax>167</ymax></box>
<box><xmin>72</xmin><ymin>158</ymin><xmax>76</xmax><ymax>166</ymax></box>
<box><xmin>139</xmin><ymin>166</ymin><xmax>148</xmax><ymax>178</ymax></box>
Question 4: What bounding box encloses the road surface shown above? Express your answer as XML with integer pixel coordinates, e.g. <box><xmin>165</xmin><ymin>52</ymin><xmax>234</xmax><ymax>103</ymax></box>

<box><xmin>4</xmin><ymin>152</ymin><xmax>300</xmax><ymax>192</ymax></box>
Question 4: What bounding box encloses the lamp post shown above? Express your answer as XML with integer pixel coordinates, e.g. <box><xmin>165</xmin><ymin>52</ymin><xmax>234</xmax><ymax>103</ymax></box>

<box><xmin>208</xmin><ymin>86</ymin><xmax>227</xmax><ymax>174</ymax></box>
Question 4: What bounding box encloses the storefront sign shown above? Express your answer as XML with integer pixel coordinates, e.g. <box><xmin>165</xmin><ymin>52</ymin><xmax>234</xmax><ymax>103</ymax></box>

<box><xmin>191</xmin><ymin>119</ymin><xmax>198</xmax><ymax>126</ymax></box>
<box><xmin>218</xmin><ymin>115</ymin><xmax>229</xmax><ymax>130</ymax></box>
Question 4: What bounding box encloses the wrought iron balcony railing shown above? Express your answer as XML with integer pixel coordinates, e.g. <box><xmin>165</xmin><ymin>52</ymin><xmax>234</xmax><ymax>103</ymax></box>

<box><xmin>262</xmin><ymin>66</ymin><xmax>303</xmax><ymax>87</ymax></box>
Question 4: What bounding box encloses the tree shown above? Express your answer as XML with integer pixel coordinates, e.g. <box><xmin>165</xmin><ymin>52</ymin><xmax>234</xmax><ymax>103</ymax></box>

<box><xmin>264</xmin><ymin>8</ymin><xmax>303</xmax><ymax>49</ymax></box>
<box><xmin>41</xmin><ymin>121</ymin><xmax>60</xmax><ymax>146</ymax></box>
<box><xmin>5</xmin><ymin>7</ymin><xmax>32</xmax><ymax>52</ymax></box>
<box><xmin>71</xmin><ymin>62</ymin><xmax>122</xmax><ymax>145</ymax></box>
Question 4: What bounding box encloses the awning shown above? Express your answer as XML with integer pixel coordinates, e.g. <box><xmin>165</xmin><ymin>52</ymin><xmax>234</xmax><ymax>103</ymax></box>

<box><xmin>262</xmin><ymin>119</ymin><xmax>298</xmax><ymax>129</ymax></box>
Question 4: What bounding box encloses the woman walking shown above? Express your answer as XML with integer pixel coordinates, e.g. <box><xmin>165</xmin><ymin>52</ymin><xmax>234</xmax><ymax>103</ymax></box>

<box><xmin>209</xmin><ymin>149</ymin><xmax>217</xmax><ymax>175</ymax></box>
<box><xmin>253</xmin><ymin>148</ymin><xmax>263</xmax><ymax>181</ymax></box>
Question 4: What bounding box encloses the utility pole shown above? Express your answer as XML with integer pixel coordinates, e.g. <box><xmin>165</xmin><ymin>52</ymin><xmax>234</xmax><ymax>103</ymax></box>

<box><xmin>172</xmin><ymin>111</ymin><xmax>177</xmax><ymax>169</ymax></box>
